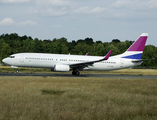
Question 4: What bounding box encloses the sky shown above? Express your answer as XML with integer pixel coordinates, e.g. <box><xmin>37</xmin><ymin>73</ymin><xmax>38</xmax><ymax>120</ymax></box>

<box><xmin>0</xmin><ymin>0</ymin><xmax>157</xmax><ymax>46</ymax></box>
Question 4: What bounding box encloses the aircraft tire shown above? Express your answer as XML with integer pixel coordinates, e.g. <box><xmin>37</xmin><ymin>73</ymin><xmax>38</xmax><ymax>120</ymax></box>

<box><xmin>72</xmin><ymin>71</ymin><xmax>75</xmax><ymax>75</ymax></box>
<box><xmin>72</xmin><ymin>71</ymin><xmax>80</xmax><ymax>75</ymax></box>
<box><xmin>76</xmin><ymin>71</ymin><xmax>80</xmax><ymax>75</ymax></box>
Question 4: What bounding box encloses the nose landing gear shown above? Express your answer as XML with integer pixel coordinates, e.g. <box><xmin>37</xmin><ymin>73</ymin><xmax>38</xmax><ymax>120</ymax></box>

<box><xmin>16</xmin><ymin>69</ymin><xmax>19</xmax><ymax>73</ymax></box>
<box><xmin>11</xmin><ymin>66</ymin><xmax>19</xmax><ymax>73</ymax></box>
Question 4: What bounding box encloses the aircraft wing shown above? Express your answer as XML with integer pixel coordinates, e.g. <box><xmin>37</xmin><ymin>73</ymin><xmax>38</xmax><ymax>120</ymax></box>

<box><xmin>69</xmin><ymin>50</ymin><xmax>112</xmax><ymax>68</ymax></box>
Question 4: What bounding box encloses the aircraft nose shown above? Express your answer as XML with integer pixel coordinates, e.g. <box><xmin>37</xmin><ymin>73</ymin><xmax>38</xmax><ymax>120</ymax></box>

<box><xmin>2</xmin><ymin>58</ymin><xmax>5</xmax><ymax>63</ymax></box>
<box><xmin>2</xmin><ymin>58</ymin><xmax>7</xmax><ymax>64</ymax></box>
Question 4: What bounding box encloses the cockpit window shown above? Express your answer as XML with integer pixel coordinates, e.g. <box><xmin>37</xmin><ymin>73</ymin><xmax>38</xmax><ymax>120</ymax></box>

<box><xmin>10</xmin><ymin>56</ymin><xmax>15</xmax><ymax>58</ymax></box>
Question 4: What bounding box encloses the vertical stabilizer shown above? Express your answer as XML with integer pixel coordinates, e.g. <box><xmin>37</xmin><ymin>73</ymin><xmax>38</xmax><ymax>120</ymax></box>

<box><xmin>121</xmin><ymin>33</ymin><xmax>148</xmax><ymax>60</ymax></box>
<box><xmin>127</xmin><ymin>33</ymin><xmax>148</xmax><ymax>51</ymax></box>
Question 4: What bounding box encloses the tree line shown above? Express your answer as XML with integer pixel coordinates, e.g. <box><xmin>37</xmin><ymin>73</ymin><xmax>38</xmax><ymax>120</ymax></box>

<box><xmin>0</xmin><ymin>33</ymin><xmax>156</xmax><ymax>67</ymax></box>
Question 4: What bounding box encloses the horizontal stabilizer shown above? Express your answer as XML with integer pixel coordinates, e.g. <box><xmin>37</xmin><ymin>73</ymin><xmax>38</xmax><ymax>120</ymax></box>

<box><xmin>132</xmin><ymin>58</ymin><xmax>156</xmax><ymax>62</ymax></box>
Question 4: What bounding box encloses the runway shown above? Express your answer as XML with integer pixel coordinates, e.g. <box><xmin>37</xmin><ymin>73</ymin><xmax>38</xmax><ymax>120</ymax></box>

<box><xmin>0</xmin><ymin>72</ymin><xmax>157</xmax><ymax>79</ymax></box>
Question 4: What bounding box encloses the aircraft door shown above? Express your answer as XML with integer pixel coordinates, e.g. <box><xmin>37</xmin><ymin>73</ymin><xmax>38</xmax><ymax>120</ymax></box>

<box><xmin>20</xmin><ymin>55</ymin><xmax>24</xmax><ymax>62</ymax></box>
<box><xmin>120</xmin><ymin>59</ymin><xmax>124</xmax><ymax>67</ymax></box>
<box><xmin>20</xmin><ymin>55</ymin><xmax>25</xmax><ymax>66</ymax></box>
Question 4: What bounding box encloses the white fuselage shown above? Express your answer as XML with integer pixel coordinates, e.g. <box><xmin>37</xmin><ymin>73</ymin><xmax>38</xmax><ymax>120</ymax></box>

<box><xmin>2</xmin><ymin>53</ymin><xmax>142</xmax><ymax>71</ymax></box>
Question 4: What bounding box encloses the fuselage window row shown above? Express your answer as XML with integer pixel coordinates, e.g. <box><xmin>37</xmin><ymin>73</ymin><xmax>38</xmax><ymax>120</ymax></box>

<box><xmin>24</xmin><ymin>57</ymin><xmax>116</xmax><ymax>64</ymax></box>
<box><xmin>25</xmin><ymin>58</ymin><xmax>53</xmax><ymax>60</ymax></box>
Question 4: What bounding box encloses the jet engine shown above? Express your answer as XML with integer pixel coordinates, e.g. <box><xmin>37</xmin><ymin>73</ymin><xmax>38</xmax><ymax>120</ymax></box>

<box><xmin>54</xmin><ymin>64</ymin><xmax>70</xmax><ymax>72</ymax></box>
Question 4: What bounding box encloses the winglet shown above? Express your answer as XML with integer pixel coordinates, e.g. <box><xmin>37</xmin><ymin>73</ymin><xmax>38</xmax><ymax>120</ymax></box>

<box><xmin>85</xmin><ymin>53</ymin><xmax>89</xmax><ymax>56</ymax></box>
<box><xmin>104</xmin><ymin>50</ymin><xmax>112</xmax><ymax>60</ymax></box>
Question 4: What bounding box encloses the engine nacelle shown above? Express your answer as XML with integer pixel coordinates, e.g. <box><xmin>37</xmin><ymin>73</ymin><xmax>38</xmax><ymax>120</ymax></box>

<box><xmin>54</xmin><ymin>64</ymin><xmax>70</xmax><ymax>72</ymax></box>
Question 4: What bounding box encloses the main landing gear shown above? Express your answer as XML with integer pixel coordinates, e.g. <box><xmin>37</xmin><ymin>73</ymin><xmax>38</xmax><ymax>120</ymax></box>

<box><xmin>72</xmin><ymin>69</ymin><xmax>80</xmax><ymax>75</ymax></box>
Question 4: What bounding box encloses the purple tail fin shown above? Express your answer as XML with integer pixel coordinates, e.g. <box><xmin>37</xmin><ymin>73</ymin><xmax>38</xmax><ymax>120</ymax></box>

<box><xmin>127</xmin><ymin>33</ymin><xmax>148</xmax><ymax>51</ymax></box>
<box><xmin>121</xmin><ymin>33</ymin><xmax>148</xmax><ymax>60</ymax></box>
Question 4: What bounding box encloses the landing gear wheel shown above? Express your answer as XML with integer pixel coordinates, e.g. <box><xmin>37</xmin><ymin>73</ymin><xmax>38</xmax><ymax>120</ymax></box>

<box><xmin>72</xmin><ymin>71</ymin><xmax>75</xmax><ymax>75</ymax></box>
<box><xmin>72</xmin><ymin>70</ymin><xmax>80</xmax><ymax>75</ymax></box>
<box><xmin>76</xmin><ymin>71</ymin><xmax>80</xmax><ymax>75</ymax></box>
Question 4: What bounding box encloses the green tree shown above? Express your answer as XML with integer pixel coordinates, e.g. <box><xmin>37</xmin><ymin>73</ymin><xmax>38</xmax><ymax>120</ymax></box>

<box><xmin>33</xmin><ymin>38</ymin><xmax>43</xmax><ymax>53</ymax></box>
<box><xmin>104</xmin><ymin>44</ymin><xmax>120</xmax><ymax>56</ymax></box>
<box><xmin>22</xmin><ymin>38</ymin><xmax>35</xmax><ymax>52</ymax></box>
<box><xmin>96</xmin><ymin>43</ymin><xmax>105</xmax><ymax>56</ymax></box>
<box><xmin>0</xmin><ymin>42</ymin><xmax>11</xmax><ymax>61</ymax></box>
<box><xmin>85</xmin><ymin>38</ymin><xmax>94</xmax><ymax>45</ymax></box>
<box><xmin>142</xmin><ymin>45</ymin><xmax>157</xmax><ymax>67</ymax></box>
<box><xmin>49</xmin><ymin>42</ymin><xmax>59</xmax><ymax>54</ymax></box>
<box><xmin>61</xmin><ymin>45</ymin><xmax>69</xmax><ymax>54</ymax></box>
<box><xmin>74</xmin><ymin>43</ymin><xmax>83</xmax><ymax>55</ymax></box>
<box><xmin>111</xmin><ymin>39</ymin><xmax>121</xmax><ymax>47</ymax></box>
<box><xmin>118</xmin><ymin>42</ymin><xmax>127</xmax><ymax>53</ymax></box>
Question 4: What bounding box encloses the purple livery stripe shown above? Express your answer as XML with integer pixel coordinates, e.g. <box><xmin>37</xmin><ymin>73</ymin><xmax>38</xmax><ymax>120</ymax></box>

<box><xmin>127</xmin><ymin>36</ymin><xmax>147</xmax><ymax>51</ymax></box>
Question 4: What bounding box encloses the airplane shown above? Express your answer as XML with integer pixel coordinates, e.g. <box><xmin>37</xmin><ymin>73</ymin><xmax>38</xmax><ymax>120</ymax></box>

<box><xmin>2</xmin><ymin>33</ymin><xmax>151</xmax><ymax>75</ymax></box>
